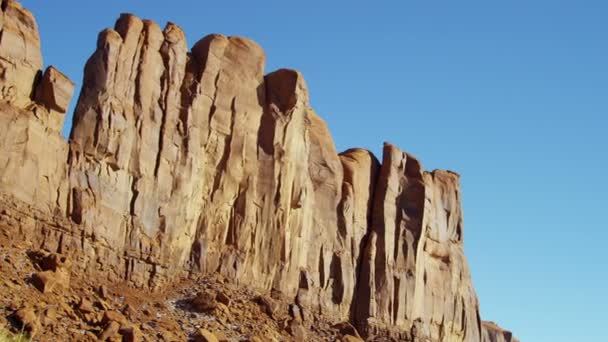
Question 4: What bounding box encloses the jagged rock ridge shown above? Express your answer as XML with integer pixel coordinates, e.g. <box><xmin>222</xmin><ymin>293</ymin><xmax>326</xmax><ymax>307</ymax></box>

<box><xmin>0</xmin><ymin>1</ymin><xmax>516</xmax><ymax>340</ymax></box>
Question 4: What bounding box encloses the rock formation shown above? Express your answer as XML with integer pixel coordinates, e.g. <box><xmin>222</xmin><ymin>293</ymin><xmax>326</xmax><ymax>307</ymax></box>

<box><xmin>0</xmin><ymin>1</ymin><xmax>516</xmax><ymax>340</ymax></box>
<box><xmin>481</xmin><ymin>322</ymin><xmax>520</xmax><ymax>342</ymax></box>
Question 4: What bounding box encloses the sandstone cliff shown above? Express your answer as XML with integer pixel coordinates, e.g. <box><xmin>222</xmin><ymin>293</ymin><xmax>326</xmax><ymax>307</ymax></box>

<box><xmin>0</xmin><ymin>1</ymin><xmax>516</xmax><ymax>340</ymax></box>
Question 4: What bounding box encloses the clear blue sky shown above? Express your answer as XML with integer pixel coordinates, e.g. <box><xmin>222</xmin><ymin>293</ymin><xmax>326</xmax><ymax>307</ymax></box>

<box><xmin>24</xmin><ymin>1</ymin><xmax>607</xmax><ymax>341</ymax></box>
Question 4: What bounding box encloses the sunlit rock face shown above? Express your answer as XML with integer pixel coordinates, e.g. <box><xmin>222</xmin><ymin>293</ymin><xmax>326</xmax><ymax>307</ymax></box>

<box><xmin>0</xmin><ymin>1</ymin><xmax>516</xmax><ymax>340</ymax></box>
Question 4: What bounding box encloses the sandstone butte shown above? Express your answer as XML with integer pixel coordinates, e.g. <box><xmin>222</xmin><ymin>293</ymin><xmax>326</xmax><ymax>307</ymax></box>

<box><xmin>0</xmin><ymin>1</ymin><xmax>517</xmax><ymax>341</ymax></box>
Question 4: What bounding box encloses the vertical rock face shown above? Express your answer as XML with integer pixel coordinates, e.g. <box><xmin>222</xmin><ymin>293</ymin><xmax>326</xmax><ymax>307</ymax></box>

<box><xmin>0</xmin><ymin>1</ymin><xmax>515</xmax><ymax>340</ymax></box>
<box><xmin>354</xmin><ymin>146</ymin><xmax>481</xmax><ymax>341</ymax></box>
<box><xmin>0</xmin><ymin>0</ymin><xmax>73</xmax><ymax>215</ymax></box>
<box><xmin>0</xmin><ymin>0</ymin><xmax>43</xmax><ymax>107</ymax></box>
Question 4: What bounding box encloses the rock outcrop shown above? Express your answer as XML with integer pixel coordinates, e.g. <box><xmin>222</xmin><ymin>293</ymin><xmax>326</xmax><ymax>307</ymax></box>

<box><xmin>0</xmin><ymin>1</ymin><xmax>515</xmax><ymax>340</ymax></box>
<box><xmin>0</xmin><ymin>0</ymin><xmax>72</xmax><ymax>216</ymax></box>
<box><xmin>481</xmin><ymin>322</ymin><xmax>519</xmax><ymax>342</ymax></box>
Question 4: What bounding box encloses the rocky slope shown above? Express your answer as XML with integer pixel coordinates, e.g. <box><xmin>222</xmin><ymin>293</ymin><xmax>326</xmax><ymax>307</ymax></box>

<box><xmin>0</xmin><ymin>0</ymin><xmax>516</xmax><ymax>340</ymax></box>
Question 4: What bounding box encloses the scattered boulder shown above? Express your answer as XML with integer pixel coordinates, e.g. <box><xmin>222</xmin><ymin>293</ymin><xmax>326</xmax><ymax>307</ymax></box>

<box><xmin>30</xmin><ymin>253</ymin><xmax>71</xmax><ymax>293</ymax></box>
<box><xmin>119</xmin><ymin>325</ymin><xmax>142</xmax><ymax>342</ymax></box>
<box><xmin>58</xmin><ymin>299</ymin><xmax>78</xmax><ymax>319</ymax></box>
<box><xmin>39</xmin><ymin>253</ymin><xmax>71</xmax><ymax>272</ymax></box>
<box><xmin>78</xmin><ymin>297</ymin><xmax>94</xmax><ymax>314</ymax></box>
<box><xmin>193</xmin><ymin>328</ymin><xmax>219</xmax><ymax>342</ymax></box>
<box><xmin>41</xmin><ymin>306</ymin><xmax>57</xmax><ymax>326</ymax></box>
<box><xmin>98</xmin><ymin>285</ymin><xmax>109</xmax><ymax>299</ymax></box>
<box><xmin>255</xmin><ymin>295</ymin><xmax>278</xmax><ymax>319</ymax></box>
<box><xmin>191</xmin><ymin>290</ymin><xmax>217</xmax><ymax>312</ymax></box>
<box><xmin>13</xmin><ymin>307</ymin><xmax>40</xmax><ymax>337</ymax></box>
<box><xmin>98</xmin><ymin>320</ymin><xmax>120</xmax><ymax>341</ymax></box>
<box><xmin>286</xmin><ymin>320</ymin><xmax>308</xmax><ymax>342</ymax></box>
<box><xmin>216</xmin><ymin>291</ymin><xmax>231</xmax><ymax>306</ymax></box>
<box><xmin>214</xmin><ymin>302</ymin><xmax>233</xmax><ymax>324</ymax></box>
<box><xmin>122</xmin><ymin>303</ymin><xmax>137</xmax><ymax>320</ymax></box>
<box><xmin>31</xmin><ymin>269</ymin><xmax>69</xmax><ymax>293</ymax></box>
<box><xmin>333</xmin><ymin>321</ymin><xmax>362</xmax><ymax>339</ymax></box>
<box><xmin>102</xmin><ymin>310</ymin><xmax>128</xmax><ymax>326</ymax></box>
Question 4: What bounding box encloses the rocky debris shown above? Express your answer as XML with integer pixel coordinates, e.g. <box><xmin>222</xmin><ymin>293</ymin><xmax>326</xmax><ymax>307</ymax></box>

<box><xmin>98</xmin><ymin>320</ymin><xmax>120</xmax><ymax>341</ymax></box>
<box><xmin>41</xmin><ymin>306</ymin><xmax>57</xmax><ymax>326</ymax></box>
<box><xmin>0</xmin><ymin>243</ymin><xmax>376</xmax><ymax>341</ymax></box>
<box><xmin>102</xmin><ymin>310</ymin><xmax>128</xmax><ymax>326</ymax></box>
<box><xmin>119</xmin><ymin>325</ymin><xmax>142</xmax><ymax>342</ymax></box>
<box><xmin>255</xmin><ymin>296</ymin><xmax>279</xmax><ymax>319</ymax></box>
<box><xmin>286</xmin><ymin>320</ymin><xmax>308</xmax><ymax>341</ymax></box>
<box><xmin>194</xmin><ymin>328</ymin><xmax>219</xmax><ymax>342</ymax></box>
<box><xmin>12</xmin><ymin>306</ymin><xmax>39</xmax><ymax>337</ymax></box>
<box><xmin>39</xmin><ymin>252</ymin><xmax>71</xmax><ymax>272</ymax></box>
<box><xmin>122</xmin><ymin>303</ymin><xmax>138</xmax><ymax>320</ymax></box>
<box><xmin>214</xmin><ymin>330</ymin><xmax>229</xmax><ymax>342</ymax></box>
<box><xmin>216</xmin><ymin>291</ymin><xmax>231</xmax><ymax>306</ymax></box>
<box><xmin>191</xmin><ymin>290</ymin><xmax>218</xmax><ymax>313</ymax></box>
<box><xmin>98</xmin><ymin>285</ymin><xmax>109</xmax><ymax>300</ymax></box>
<box><xmin>77</xmin><ymin>297</ymin><xmax>94</xmax><ymax>314</ymax></box>
<box><xmin>333</xmin><ymin>322</ymin><xmax>362</xmax><ymax>339</ymax></box>
<box><xmin>98</xmin><ymin>310</ymin><xmax>142</xmax><ymax>341</ymax></box>
<box><xmin>0</xmin><ymin>0</ymin><xmax>516</xmax><ymax>340</ymax></box>
<box><xmin>289</xmin><ymin>303</ymin><xmax>303</xmax><ymax>323</ymax></box>
<box><xmin>342</xmin><ymin>335</ymin><xmax>365</xmax><ymax>342</ymax></box>
<box><xmin>29</xmin><ymin>252</ymin><xmax>71</xmax><ymax>293</ymax></box>
<box><xmin>31</xmin><ymin>269</ymin><xmax>69</xmax><ymax>293</ymax></box>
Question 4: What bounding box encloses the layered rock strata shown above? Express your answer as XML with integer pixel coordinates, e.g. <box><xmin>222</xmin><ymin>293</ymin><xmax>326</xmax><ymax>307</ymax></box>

<box><xmin>0</xmin><ymin>1</ymin><xmax>515</xmax><ymax>340</ymax></box>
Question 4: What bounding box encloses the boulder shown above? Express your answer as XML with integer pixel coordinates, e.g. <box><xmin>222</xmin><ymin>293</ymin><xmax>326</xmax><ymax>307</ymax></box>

<box><xmin>35</xmin><ymin>66</ymin><xmax>75</xmax><ymax>114</ymax></box>
<box><xmin>31</xmin><ymin>269</ymin><xmax>69</xmax><ymax>293</ymax></box>
<box><xmin>191</xmin><ymin>290</ymin><xmax>217</xmax><ymax>313</ymax></box>
<box><xmin>193</xmin><ymin>329</ymin><xmax>219</xmax><ymax>342</ymax></box>
<box><xmin>13</xmin><ymin>307</ymin><xmax>40</xmax><ymax>337</ymax></box>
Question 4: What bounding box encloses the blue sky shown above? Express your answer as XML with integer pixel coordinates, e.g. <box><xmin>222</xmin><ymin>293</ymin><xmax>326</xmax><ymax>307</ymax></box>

<box><xmin>23</xmin><ymin>1</ymin><xmax>607</xmax><ymax>340</ymax></box>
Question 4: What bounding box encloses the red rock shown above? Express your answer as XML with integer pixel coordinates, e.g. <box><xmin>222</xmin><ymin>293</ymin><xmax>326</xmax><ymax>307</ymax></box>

<box><xmin>333</xmin><ymin>322</ymin><xmax>362</xmax><ymax>339</ymax></box>
<box><xmin>31</xmin><ymin>269</ymin><xmax>69</xmax><ymax>293</ymax></box>
<box><xmin>193</xmin><ymin>329</ymin><xmax>219</xmax><ymax>342</ymax></box>
<box><xmin>34</xmin><ymin>66</ymin><xmax>75</xmax><ymax>114</ymax></box>
<box><xmin>255</xmin><ymin>295</ymin><xmax>278</xmax><ymax>319</ymax></box>
<box><xmin>98</xmin><ymin>320</ymin><xmax>120</xmax><ymax>341</ymax></box>
<box><xmin>119</xmin><ymin>326</ymin><xmax>142</xmax><ymax>342</ymax></box>
<box><xmin>190</xmin><ymin>290</ymin><xmax>217</xmax><ymax>312</ymax></box>
<box><xmin>287</xmin><ymin>320</ymin><xmax>307</xmax><ymax>342</ymax></box>
<box><xmin>482</xmin><ymin>321</ymin><xmax>519</xmax><ymax>342</ymax></box>
<box><xmin>0</xmin><ymin>1</ymin><xmax>516</xmax><ymax>340</ymax></box>
<box><xmin>102</xmin><ymin>310</ymin><xmax>128</xmax><ymax>326</ymax></box>
<box><xmin>216</xmin><ymin>291</ymin><xmax>231</xmax><ymax>306</ymax></box>
<box><xmin>342</xmin><ymin>335</ymin><xmax>364</xmax><ymax>342</ymax></box>
<box><xmin>13</xmin><ymin>307</ymin><xmax>40</xmax><ymax>337</ymax></box>
<box><xmin>40</xmin><ymin>253</ymin><xmax>71</xmax><ymax>272</ymax></box>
